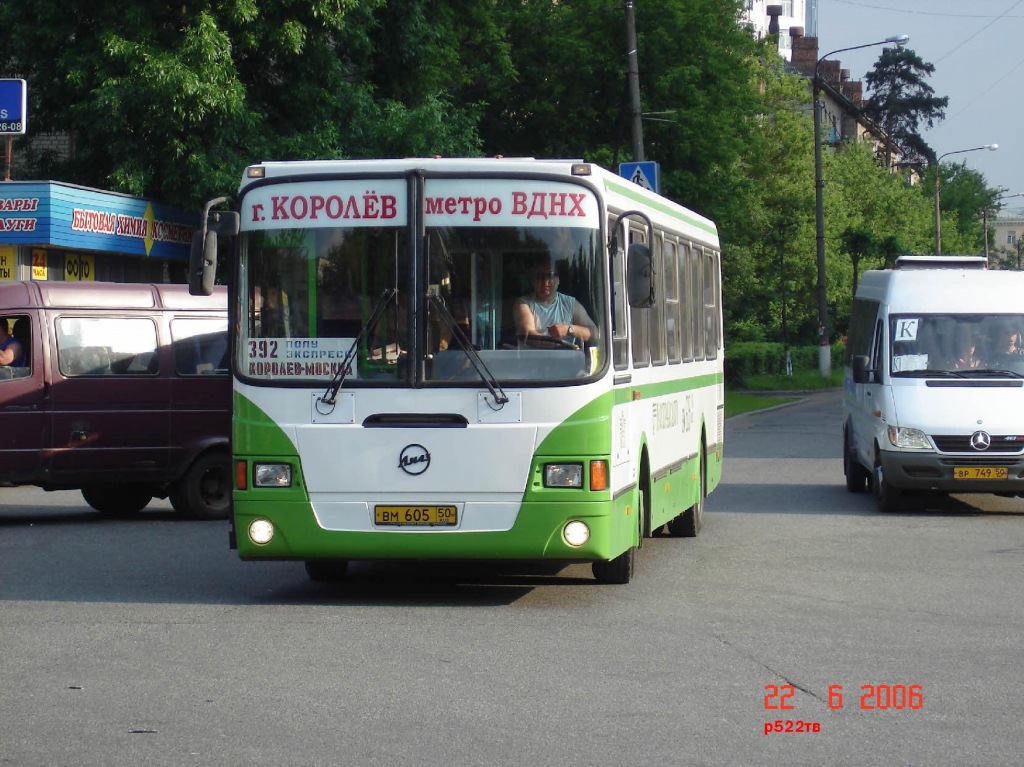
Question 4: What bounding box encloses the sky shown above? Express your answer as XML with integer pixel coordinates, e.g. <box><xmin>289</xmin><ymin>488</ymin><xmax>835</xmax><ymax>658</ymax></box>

<box><xmin>814</xmin><ymin>0</ymin><xmax>1024</xmax><ymax>211</ymax></box>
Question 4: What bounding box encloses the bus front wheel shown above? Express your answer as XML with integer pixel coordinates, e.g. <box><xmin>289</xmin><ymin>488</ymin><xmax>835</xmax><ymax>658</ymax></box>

<box><xmin>592</xmin><ymin>487</ymin><xmax>643</xmax><ymax>584</ymax></box>
<box><xmin>305</xmin><ymin>560</ymin><xmax>349</xmax><ymax>582</ymax></box>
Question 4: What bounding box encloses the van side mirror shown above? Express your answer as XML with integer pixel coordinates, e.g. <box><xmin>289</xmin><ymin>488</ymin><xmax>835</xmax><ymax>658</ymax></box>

<box><xmin>626</xmin><ymin>242</ymin><xmax>655</xmax><ymax>308</ymax></box>
<box><xmin>852</xmin><ymin>355</ymin><xmax>872</xmax><ymax>384</ymax></box>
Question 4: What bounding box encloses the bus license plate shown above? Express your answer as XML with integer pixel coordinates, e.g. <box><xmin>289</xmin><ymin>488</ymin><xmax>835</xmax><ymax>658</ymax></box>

<box><xmin>375</xmin><ymin>505</ymin><xmax>458</xmax><ymax>526</ymax></box>
<box><xmin>953</xmin><ymin>467</ymin><xmax>1008</xmax><ymax>480</ymax></box>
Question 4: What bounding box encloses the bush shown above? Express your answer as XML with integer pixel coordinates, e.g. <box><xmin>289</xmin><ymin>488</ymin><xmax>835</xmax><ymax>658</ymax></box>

<box><xmin>725</xmin><ymin>341</ymin><xmax>845</xmax><ymax>387</ymax></box>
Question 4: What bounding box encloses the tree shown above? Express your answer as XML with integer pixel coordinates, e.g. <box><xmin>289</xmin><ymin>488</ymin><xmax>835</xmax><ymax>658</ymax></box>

<box><xmin>862</xmin><ymin>48</ymin><xmax>948</xmax><ymax>168</ymax></box>
<box><xmin>0</xmin><ymin>1</ymin><xmax>498</xmax><ymax>209</ymax></box>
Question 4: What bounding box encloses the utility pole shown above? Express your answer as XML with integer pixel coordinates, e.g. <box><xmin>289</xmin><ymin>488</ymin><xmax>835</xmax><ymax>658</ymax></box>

<box><xmin>625</xmin><ymin>1</ymin><xmax>644</xmax><ymax>162</ymax></box>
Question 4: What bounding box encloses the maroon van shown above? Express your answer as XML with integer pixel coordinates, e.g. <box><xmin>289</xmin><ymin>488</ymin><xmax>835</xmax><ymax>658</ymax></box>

<box><xmin>0</xmin><ymin>281</ymin><xmax>231</xmax><ymax>519</ymax></box>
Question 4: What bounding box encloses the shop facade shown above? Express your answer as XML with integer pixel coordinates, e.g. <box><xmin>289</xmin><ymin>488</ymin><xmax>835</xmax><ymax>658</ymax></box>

<box><xmin>0</xmin><ymin>181</ymin><xmax>195</xmax><ymax>284</ymax></box>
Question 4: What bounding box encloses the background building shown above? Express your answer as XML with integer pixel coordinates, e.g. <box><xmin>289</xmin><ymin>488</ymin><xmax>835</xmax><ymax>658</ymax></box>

<box><xmin>741</xmin><ymin>0</ymin><xmax>809</xmax><ymax>61</ymax></box>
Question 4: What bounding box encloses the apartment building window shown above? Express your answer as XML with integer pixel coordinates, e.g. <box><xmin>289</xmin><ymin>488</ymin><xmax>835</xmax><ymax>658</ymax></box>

<box><xmin>1008</xmin><ymin>231</ymin><xmax>1018</xmax><ymax>246</ymax></box>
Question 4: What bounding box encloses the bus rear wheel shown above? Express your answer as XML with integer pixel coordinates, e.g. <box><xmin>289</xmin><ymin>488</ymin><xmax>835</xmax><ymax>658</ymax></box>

<box><xmin>668</xmin><ymin>446</ymin><xmax>705</xmax><ymax>537</ymax></box>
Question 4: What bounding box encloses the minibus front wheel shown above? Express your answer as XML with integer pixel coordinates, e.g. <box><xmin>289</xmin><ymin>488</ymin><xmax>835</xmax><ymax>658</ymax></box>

<box><xmin>81</xmin><ymin>485</ymin><xmax>152</xmax><ymax>516</ymax></box>
<box><xmin>169</xmin><ymin>450</ymin><xmax>231</xmax><ymax>520</ymax></box>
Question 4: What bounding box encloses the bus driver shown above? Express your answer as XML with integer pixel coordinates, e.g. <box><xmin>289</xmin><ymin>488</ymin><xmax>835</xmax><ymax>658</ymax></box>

<box><xmin>513</xmin><ymin>263</ymin><xmax>596</xmax><ymax>346</ymax></box>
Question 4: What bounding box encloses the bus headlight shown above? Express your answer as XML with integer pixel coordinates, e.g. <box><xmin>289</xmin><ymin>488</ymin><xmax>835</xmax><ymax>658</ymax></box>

<box><xmin>248</xmin><ymin>519</ymin><xmax>275</xmax><ymax>545</ymax></box>
<box><xmin>545</xmin><ymin>463</ymin><xmax>583</xmax><ymax>487</ymax></box>
<box><xmin>887</xmin><ymin>426</ymin><xmax>931</xmax><ymax>450</ymax></box>
<box><xmin>254</xmin><ymin>463</ymin><xmax>292</xmax><ymax>487</ymax></box>
<box><xmin>563</xmin><ymin>520</ymin><xmax>590</xmax><ymax>547</ymax></box>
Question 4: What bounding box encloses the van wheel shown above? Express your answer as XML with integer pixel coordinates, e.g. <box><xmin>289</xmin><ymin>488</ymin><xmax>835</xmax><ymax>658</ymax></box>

<box><xmin>81</xmin><ymin>486</ymin><xmax>151</xmax><ymax>516</ymax></box>
<box><xmin>873</xmin><ymin>461</ymin><xmax>904</xmax><ymax>513</ymax></box>
<box><xmin>844</xmin><ymin>428</ymin><xmax>870</xmax><ymax>493</ymax></box>
<box><xmin>170</xmin><ymin>452</ymin><xmax>232</xmax><ymax>520</ymax></box>
<box><xmin>669</xmin><ymin>446</ymin><xmax>705</xmax><ymax>537</ymax></box>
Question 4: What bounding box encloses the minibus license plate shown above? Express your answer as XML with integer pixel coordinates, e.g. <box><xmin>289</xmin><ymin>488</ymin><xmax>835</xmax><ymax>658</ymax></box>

<box><xmin>375</xmin><ymin>505</ymin><xmax>458</xmax><ymax>526</ymax></box>
<box><xmin>953</xmin><ymin>467</ymin><xmax>1008</xmax><ymax>480</ymax></box>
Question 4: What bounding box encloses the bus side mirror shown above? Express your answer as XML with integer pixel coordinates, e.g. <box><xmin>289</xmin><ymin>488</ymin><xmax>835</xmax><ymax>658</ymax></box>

<box><xmin>189</xmin><ymin>230</ymin><xmax>219</xmax><ymax>296</ymax></box>
<box><xmin>189</xmin><ymin>201</ymin><xmax>239</xmax><ymax>296</ymax></box>
<box><xmin>852</xmin><ymin>355</ymin><xmax>872</xmax><ymax>384</ymax></box>
<box><xmin>626</xmin><ymin>242</ymin><xmax>655</xmax><ymax>308</ymax></box>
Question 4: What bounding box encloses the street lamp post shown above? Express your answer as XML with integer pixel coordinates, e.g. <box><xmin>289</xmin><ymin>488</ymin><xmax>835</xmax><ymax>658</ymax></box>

<box><xmin>814</xmin><ymin>34</ymin><xmax>908</xmax><ymax>378</ymax></box>
<box><xmin>933</xmin><ymin>144</ymin><xmax>998</xmax><ymax>255</ymax></box>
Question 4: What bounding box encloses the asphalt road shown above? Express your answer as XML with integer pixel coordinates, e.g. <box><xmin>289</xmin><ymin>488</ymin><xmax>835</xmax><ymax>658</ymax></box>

<box><xmin>1</xmin><ymin>390</ymin><xmax>1022</xmax><ymax>766</ymax></box>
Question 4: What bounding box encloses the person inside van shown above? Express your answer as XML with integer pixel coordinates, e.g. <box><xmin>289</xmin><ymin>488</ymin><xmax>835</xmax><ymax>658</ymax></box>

<box><xmin>0</xmin><ymin>317</ymin><xmax>27</xmax><ymax>368</ymax></box>
<box><xmin>946</xmin><ymin>325</ymin><xmax>982</xmax><ymax>370</ymax></box>
<box><xmin>985</xmin><ymin>322</ymin><xmax>1024</xmax><ymax>365</ymax></box>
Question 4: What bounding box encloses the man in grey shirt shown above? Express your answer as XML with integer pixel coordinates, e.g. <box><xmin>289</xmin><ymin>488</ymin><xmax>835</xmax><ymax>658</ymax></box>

<box><xmin>513</xmin><ymin>265</ymin><xmax>596</xmax><ymax>346</ymax></box>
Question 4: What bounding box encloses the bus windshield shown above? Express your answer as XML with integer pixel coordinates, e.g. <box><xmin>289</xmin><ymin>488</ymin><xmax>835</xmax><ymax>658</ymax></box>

<box><xmin>237</xmin><ymin>177</ymin><xmax>606</xmax><ymax>385</ymax></box>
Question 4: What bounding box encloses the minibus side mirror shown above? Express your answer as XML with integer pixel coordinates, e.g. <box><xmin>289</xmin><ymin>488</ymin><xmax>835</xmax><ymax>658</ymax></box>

<box><xmin>852</xmin><ymin>355</ymin><xmax>873</xmax><ymax>384</ymax></box>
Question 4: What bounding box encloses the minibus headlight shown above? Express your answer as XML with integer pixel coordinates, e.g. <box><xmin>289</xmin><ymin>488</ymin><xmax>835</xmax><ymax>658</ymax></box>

<box><xmin>563</xmin><ymin>521</ymin><xmax>590</xmax><ymax>547</ymax></box>
<box><xmin>545</xmin><ymin>464</ymin><xmax>583</xmax><ymax>488</ymax></box>
<box><xmin>248</xmin><ymin>519</ymin><xmax>275</xmax><ymax>545</ymax></box>
<box><xmin>254</xmin><ymin>463</ymin><xmax>292</xmax><ymax>487</ymax></box>
<box><xmin>887</xmin><ymin>426</ymin><xmax>931</xmax><ymax>450</ymax></box>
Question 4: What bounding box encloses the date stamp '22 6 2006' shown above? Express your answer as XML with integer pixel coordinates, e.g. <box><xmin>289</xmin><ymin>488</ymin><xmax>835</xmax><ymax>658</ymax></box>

<box><xmin>762</xmin><ymin>683</ymin><xmax>924</xmax><ymax>735</ymax></box>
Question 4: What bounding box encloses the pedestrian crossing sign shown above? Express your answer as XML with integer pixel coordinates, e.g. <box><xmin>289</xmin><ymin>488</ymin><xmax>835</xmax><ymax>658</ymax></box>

<box><xmin>618</xmin><ymin>161</ymin><xmax>659</xmax><ymax>193</ymax></box>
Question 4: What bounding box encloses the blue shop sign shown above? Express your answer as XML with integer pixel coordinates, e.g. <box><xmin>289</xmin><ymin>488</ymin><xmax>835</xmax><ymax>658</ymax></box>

<box><xmin>0</xmin><ymin>181</ymin><xmax>196</xmax><ymax>261</ymax></box>
<box><xmin>0</xmin><ymin>79</ymin><xmax>27</xmax><ymax>135</ymax></box>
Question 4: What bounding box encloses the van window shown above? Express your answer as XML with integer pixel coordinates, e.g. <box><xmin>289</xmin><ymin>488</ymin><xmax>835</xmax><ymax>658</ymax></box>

<box><xmin>172</xmin><ymin>318</ymin><xmax>229</xmax><ymax>375</ymax></box>
<box><xmin>57</xmin><ymin>317</ymin><xmax>159</xmax><ymax>377</ymax></box>
<box><xmin>0</xmin><ymin>314</ymin><xmax>31</xmax><ymax>380</ymax></box>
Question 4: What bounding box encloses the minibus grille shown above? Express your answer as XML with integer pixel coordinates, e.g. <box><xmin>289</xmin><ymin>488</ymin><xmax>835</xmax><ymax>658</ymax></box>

<box><xmin>932</xmin><ymin>435</ymin><xmax>1024</xmax><ymax>454</ymax></box>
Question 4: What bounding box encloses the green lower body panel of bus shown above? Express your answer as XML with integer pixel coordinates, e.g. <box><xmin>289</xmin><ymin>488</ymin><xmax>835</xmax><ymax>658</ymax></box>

<box><xmin>233</xmin><ymin>495</ymin><xmax>639</xmax><ymax>563</ymax></box>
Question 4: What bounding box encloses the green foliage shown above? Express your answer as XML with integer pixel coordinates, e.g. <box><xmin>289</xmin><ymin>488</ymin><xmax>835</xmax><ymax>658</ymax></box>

<box><xmin>0</xmin><ymin>0</ymin><xmax>1006</xmax><ymax>348</ymax></box>
<box><xmin>922</xmin><ymin>162</ymin><xmax>999</xmax><ymax>255</ymax></box>
<box><xmin>0</xmin><ymin>0</ymin><xmax>491</xmax><ymax>209</ymax></box>
<box><xmin>725</xmin><ymin>341</ymin><xmax>845</xmax><ymax>387</ymax></box>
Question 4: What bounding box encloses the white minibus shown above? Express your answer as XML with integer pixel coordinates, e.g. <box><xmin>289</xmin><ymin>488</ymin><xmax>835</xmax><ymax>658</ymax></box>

<box><xmin>844</xmin><ymin>256</ymin><xmax>1024</xmax><ymax>511</ymax></box>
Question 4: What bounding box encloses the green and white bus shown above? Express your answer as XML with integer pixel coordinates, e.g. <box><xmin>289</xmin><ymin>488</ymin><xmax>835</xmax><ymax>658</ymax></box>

<box><xmin>191</xmin><ymin>158</ymin><xmax>723</xmax><ymax>583</ymax></box>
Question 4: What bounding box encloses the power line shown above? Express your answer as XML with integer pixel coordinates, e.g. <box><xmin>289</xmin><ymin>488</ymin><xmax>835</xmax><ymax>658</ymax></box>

<box><xmin>831</xmin><ymin>0</ymin><xmax>1024</xmax><ymax>18</ymax></box>
<box><xmin>934</xmin><ymin>0</ymin><xmax>1024</xmax><ymax>63</ymax></box>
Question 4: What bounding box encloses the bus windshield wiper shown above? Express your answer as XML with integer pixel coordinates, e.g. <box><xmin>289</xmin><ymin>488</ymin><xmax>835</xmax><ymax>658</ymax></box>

<box><xmin>320</xmin><ymin>288</ymin><xmax>397</xmax><ymax>406</ymax></box>
<box><xmin>429</xmin><ymin>294</ymin><xmax>509</xmax><ymax>407</ymax></box>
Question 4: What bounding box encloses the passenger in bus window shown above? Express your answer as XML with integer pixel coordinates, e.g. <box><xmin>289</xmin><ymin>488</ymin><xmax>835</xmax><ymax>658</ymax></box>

<box><xmin>0</xmin><ymin>317</ymin><xmax>27</xmax><ymax>368</ymax></box>
<box><xmin>513</xmin><ymin>263</ymin><xmax>596</xmax><ymax>346</ymax></box>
